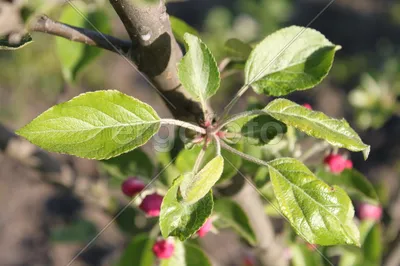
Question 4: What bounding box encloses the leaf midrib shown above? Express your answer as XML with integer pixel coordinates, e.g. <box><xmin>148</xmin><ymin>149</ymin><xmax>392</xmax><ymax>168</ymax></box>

<box><xmin>22</xmin><ymin>120</ymin><xmax>160</xmax><ymax>134</ymax></box>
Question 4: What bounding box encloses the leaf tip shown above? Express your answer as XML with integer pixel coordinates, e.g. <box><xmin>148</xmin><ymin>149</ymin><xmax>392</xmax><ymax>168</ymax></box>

<box><xmin>335</xmin><ymin>45</ymin><xmax>342</xmax><ymax>51</ymax></box>
<box><xmin>363</xmin><ymin>145</ymin><xmax>371</xmax><ymax>160</ymax></box>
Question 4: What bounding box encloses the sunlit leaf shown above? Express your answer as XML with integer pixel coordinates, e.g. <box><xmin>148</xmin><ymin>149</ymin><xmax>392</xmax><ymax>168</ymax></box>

<box><xmin>176</xmin><ymin>145</ymin><xmax>241</xmax><ymax>184</ymax></box>
<box><xmin>268</xmin><ymin>158</ymin><xmax>360</xmax><ymax>246</ymax></box>
<box><xmin>178</xmin><ymin>33</ymin><xmax>220</xmax><ymax>112</ymax></box>
<box><xmin>264</xmin><ymin>99</ymin><xmax>370</xmax><ymax>159</ymax></box>
<box><xmin>16</xmin><ymin>90</ymin><xmax>160</xmax><ymax>160</ymax></box>
<box><xmin>160</xmin><ymin>176</ymin><xmax>213</xmax><ymax>241</ymax></box>
<box><xmin>245</xmin><ymin>26</ymin><xmax>340</xmax><ymax>96</ymax></box>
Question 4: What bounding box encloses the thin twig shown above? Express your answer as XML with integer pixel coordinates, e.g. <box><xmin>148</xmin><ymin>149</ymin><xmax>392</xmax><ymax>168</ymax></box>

<box><xmin>30</xmin><ymin>15</ymin><xmax>132</xmax><ymax>54</ymax></box>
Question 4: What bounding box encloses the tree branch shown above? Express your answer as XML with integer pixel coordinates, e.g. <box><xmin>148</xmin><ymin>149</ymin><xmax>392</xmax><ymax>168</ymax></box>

<box><xmin>108</xmin><ymin>0</ymin><xmax>203</xmax><ymax>122</ymax></box>
<box><xmin>30</xmin><ymin>15</ymin><xmax>132</xmax><ymax>54</ymax></box>
<box><xmin>233</xmin><ymin>181</ymin><xmax>288</xmax><ymax>266</ymax></box>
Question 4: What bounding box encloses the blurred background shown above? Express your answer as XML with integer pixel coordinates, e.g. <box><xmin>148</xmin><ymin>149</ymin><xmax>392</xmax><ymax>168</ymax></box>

<box><xmin>0</xmin><ymin>0</ymin><xmax>400</xmax><ymax>265</ymax></box>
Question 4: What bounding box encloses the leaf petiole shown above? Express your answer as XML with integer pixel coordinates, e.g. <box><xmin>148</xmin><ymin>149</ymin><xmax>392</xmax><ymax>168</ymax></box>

<box><xmin>212</xmin><ymin>135</ymin><xmax>221</xmax><ymax>156</ymax></box>
<box><xmin>220</xmin><ymin>140</ymin><xmax>269</xmax><ymax>167</ymax></box>
<box><xmin>160</xmin><ymin>119</ymin><xmax>206</xmax><ymax>134</ymax></box>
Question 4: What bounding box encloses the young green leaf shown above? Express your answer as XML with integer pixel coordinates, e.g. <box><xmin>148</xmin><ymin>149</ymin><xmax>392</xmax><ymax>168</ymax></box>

<box><xmin>245</xmin><ymin>26</ymin><xmax>340</xmax><ymax>96</ymax></box>
<box><xmin>180</xmin><ymin>155</ymin><xmax>224</xmax><ymax>204</ymax></box>
<box><xmin>56</xmin><ymin>6</ymin><xmax>110</xmax><ymax>82</ymax></box>
<box><xmin>214</xmin><ymin>198</ymin><xmax>257</xmax><ymax>245</ymax></box>
<box><xmin>268</xmin><ymin>158</ymin><xmax>360</xmax><ymax>246</ymax></box>
<box><xmin>339</xmin><ymin>221</ymin><xmax>382</xmax><ymax>266</ymax></box>
<box><xmin>117</xmin><ymin>234</ymin><xmax>155</xmax><ymax>266</ymax></box>
<box><xmin>264</xmin><ymin>99</ymin><xmax>370</xmax><ymax>159</ymax></box>
<box><xmin>0</xmin><ymin>34</ymin><xmax>33</xmax><ymax>50</ymax></box>
<box><xmin>16</xmin><ymin>90</ymin><xmax>160</xmax><ymax>160</ymax></box>
<box><xmin>224</xmin><ymin>38</ymin><xmax>252</xmax><ymax>61</ymax></box>
<box><xmin>161</xmin><ymin>241</ymin><xmax>212</xmax><ymax>266</ymax></box>
<box><xmin>170</xmin><ymin>16</ymin><xmax>199</xmax><ymax>45</ymax></box>
<box><xmin>316</xmin><ymin>168</ymin><xmax>379</xmax><ymax>204</ymax></box>
<box><xmin>176</xmin><ymin>145</ymin><xmax>241</xmax><ymax>184</ymax></box>
<box><xmin>178</xmin><ymin>33</ymin><xmax>220</xmax><ymax>112</ymax></box>
<box><xmin>72</xmin><ymin>10</ymin><xmax>111</xmax><ymax>79</ymax></box>
<box><xmin>160</xmin><ymin>176</ymin><xmax>213</xmax><ymax>241</ymax></box>
<box><xmin>360</xmin><ymin>221</ymin><xmax>382</xmax><ymax>265</ymax></box>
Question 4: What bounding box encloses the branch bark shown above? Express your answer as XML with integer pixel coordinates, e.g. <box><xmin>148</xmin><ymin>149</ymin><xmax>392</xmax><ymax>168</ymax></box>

<box><xmin>233</xmin><ymin>179</ymin><xmax>288</xmax><ymax>266</ymax></box>
<box><xmin>30</xmin><ymin>15</ymin><xmax>132</xmax><ymax>54</ymax></box>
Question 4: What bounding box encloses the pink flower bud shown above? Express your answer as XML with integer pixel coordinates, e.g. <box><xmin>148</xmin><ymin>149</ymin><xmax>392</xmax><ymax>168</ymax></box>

<box><xmin>303</xmin><ymin>103</ymin><xmax>312</xmax><ymax>110</ymax></box>
<box><xmin>121</xmin><ymin>177</ymin><xmax>146</xmax><ymax>197</ymax></box>
<box><xmin>139</xmin><ymin>193</ymin><xmax>163</xmax><ymax>217</ymax></box>
<box><xmin>197</xmin><ymin>218</ymin><xmax>212</xmax><ymax>237</ymax></box>
<box><xmin>358</xmin><ymin>203</ymin><xmax>382</xmax><ymax>221</ymax></box>
<box><xmin>152</xmin><ymin>239</ymin><xmax>174</xmax><ymax>259</ymax></box>
<box><xmin>324</xmin><ymin>154</ymin><xmax>353</xmax><ymax>174</ymax></box>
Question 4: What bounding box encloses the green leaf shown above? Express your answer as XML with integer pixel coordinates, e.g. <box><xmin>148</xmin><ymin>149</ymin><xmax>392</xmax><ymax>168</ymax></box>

<box><xmin>117</xmin><ymin>234</ymin><xmax>155</xmax><ymax>266</ymax></box>
<box><xmin>16</xmin><ymin>90</ymin><xmax>160</xmax><ymax>160</ymax></box>
<box><xmin>176</xmin><ymin>145</ymin><xmax>241</xmax><ymax>184</ymax></box>
<box><xmin>214</xmin><ymin>198</ymin><xmax>257</xmax><ymax>245</ymax></box>
<box><xmin>245</xmin><ymin>26</ymin><xmax>340</xmax><ymax>96</ymax></box>
<box><xmin>291</xmin><ymin>244</ymin><xmax>323</xmax><ymax>266</ymax></box>
<box><xmin>264</xmin><ymin>99</ymin><xmax>370</xmax><ymax>159</ymax></box>
<box><xmin>50</xmin><ymin>219</ymin><xmax>97</xmax><ymax>243</ymax></box>
<box><xmin>72</xmin><ymin>10</ymin><xmax>111</xmax><ymax>79</ymax></box>
<box><xmin>360</xmin><ymin>221</ymin><xmax>382</xmax><ymax>265</ymax></box>
<box><xmin>224</xmin><ymin>38</ymin><xmax>252</xmax><ymax>61</ymax></box>
<box><xmin>225</xmin><ymin>113</ymin><xmax>287</xmax><ymax>145</ymax></box>
<box><xmin>56</xmin><ymin>6</ymin><xmax>110</xmax><ymax>82</ymax></box>
<box><xmin>101</xmin><ymin>149</ymin><xmax>154</xmax><ymax>186</ymax></box>
<box><xmin>268</xmin><ymin>158</ymin><xmax>360</xmax><ymax>246</ymax></box>
<box><xmin>178</xmin><ymin>33</ymin><xmax>220</xmax><ymax>112</ymax></box>
<box><xmin>316</xmin><ymin>169</ymin><xmax>379</xmax><ymax>204</ymax></box>
<box><xmin>0</xmin><ymin>34</ymin><xmax>33</xmax><ymax>50</ymax></box>
<box><xmin>339</xmin><ymin>221</ymin><xmax>382</xmax><ymax>266</ymax></box>
<box><xmin>180</xmin><ymin>155</ymin><xmax>224</xmax><ymax>204</ymax></box>
<box><xmin>160</xmin><ymin>176</ymin><xmax>213</xmax><ymax>241</ymax></box>
<box><xmin>170</xmin><ymin>16</ymin><xmax>199</xmax><ymax>45</ymax></box>
<box><xmin>161</xmin><ymin>241</ymin><xmax>212</xmax><ymax>266</ymax></box>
